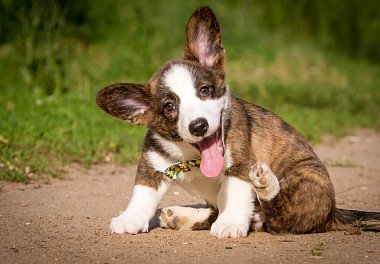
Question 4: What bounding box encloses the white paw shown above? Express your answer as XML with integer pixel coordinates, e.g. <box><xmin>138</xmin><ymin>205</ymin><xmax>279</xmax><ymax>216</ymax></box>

<box><xmin>160</xmin><ymin>206</ymin><xmax>213</xmax><ymax>230</ymax></box>
<box><xmin>210</xmin><ymin>222</ymin><xmax>249</xmax><ymax>238</ymax></box>
<box><xmin>249</xmin><ymin>162</ymin><xmax>280</xmax><ymax>201</ymax></box>
<box><xmin>159</xmin><ymin>206</ymin><xmax>180</xmax><ymax>230</ymax></box>
<box><xmin>110</xmin><ymin>213</ymin><xmax>149</xmax><ymax>234</ymax></box>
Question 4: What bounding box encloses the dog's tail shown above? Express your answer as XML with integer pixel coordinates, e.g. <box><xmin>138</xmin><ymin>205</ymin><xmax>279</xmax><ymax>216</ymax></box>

<box><xmin>332</xmin><ymin>208</ymin><xmax>380</xmax><ymax>232</ymax></box>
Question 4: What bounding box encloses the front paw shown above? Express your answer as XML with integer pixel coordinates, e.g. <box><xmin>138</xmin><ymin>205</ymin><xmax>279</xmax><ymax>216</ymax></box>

<box><xmin>210</xmin><ymin>221</ymin><xmax>249</xmax><ymax>238</ymax></box>
<box><xmin>110</xmin><ymin>213</ymin><xmax>149</xmax><ymax>234</ymax></box>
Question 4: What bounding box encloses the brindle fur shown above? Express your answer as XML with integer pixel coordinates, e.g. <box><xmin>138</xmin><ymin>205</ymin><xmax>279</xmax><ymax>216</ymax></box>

<box><xmin>96</xmin><ymin>6</ymin><xmax>380</xmax><ymax>234</ymax></box>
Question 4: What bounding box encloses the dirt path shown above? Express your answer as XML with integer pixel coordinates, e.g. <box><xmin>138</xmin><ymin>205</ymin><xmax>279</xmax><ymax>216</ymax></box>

<box><xmin>1</xmin><ymin>129</ymin><xmax>379</xmax><ymax>264</ymax></box>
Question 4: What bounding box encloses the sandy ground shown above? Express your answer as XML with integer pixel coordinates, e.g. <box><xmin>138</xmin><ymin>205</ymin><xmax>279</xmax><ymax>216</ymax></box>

<box><xmin>1</xmin><ymin>129</ymin><xmax>379</xmax><ymax>264</ymax></box>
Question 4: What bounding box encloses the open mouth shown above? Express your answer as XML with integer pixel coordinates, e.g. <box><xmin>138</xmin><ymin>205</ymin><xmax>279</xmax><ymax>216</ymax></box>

<box><xmin>192</xmin><ymin>127</ymin><xmax>224</xmax><ymax>178</ymax></box>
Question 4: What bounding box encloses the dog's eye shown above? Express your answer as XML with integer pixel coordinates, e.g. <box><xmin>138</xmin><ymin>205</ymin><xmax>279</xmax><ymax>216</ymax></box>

<box><xmin>164</xmin><ymin>102</ymin><xmax>175</xmax><ymax>112</ymax></box>
<box><xmin>199</xmin><ymin>86</ymin><xmax>210</xmax><ymax>97</ymax></box>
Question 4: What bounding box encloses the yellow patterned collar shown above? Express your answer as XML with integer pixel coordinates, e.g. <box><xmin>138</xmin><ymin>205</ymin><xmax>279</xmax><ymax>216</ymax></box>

<box><xmin>163</xmin><ymin>159</ymin><xmax>201</xmax><ymax>180</ymax></box>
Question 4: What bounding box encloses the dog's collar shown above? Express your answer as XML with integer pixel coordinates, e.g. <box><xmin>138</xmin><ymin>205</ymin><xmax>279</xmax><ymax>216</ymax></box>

<box><xmin>163</xmin><ymin>159</ymin><xmax>201</xmax><ymax>180</ymax></box>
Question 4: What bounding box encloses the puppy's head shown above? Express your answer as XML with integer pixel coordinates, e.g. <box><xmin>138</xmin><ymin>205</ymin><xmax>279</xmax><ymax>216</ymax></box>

<box><xmin>97</xmin><ymin>7</ymin><xmax>228</xmax><ymax>177</ymax></box>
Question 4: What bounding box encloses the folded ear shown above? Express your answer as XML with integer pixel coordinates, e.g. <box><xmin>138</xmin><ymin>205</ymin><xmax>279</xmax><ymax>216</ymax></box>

<box><xmin>184</xmin><ymin>6</ymin><xmax>225</xmax><ymax>70</ymax></box>
<box><xmin>96</xmin><ymin>83</ymin><xmax>151</xmax><ymax>125</ymax></box>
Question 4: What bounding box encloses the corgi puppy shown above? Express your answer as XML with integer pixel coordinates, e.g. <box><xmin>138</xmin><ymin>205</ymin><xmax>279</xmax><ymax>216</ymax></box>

<box><xmin>96</xmin><ymin>6</ymin><xmax>379</xmax><ymax>238</ymax></box>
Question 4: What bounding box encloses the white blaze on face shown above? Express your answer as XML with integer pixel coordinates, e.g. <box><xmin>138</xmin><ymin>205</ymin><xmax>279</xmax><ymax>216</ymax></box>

<box><xmin>163</xmin><ymin>64</ymin><xmax>226</xmax><ymax>143</ymax></box>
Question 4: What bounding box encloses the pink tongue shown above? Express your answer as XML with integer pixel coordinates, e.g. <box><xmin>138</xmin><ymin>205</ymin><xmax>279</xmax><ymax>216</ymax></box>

<box><xmin>199</xmin><ymin>134</ymin><xmax>224</xmax><ymax>177</ymax></box>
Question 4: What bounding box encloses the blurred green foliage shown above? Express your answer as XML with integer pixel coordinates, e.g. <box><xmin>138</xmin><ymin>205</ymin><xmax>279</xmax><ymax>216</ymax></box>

<box><xmin>0</xmin><ymin>0</ymin><xmax>379</xmax><ymax>181</ymax></box>
<box><xmin>0</xmin><ymin>0</ymin><xmax>92</xmax><ymax>95</ymax></box>
<box><xmin>256</xmin><ymin>0</ymin><xmax>380</xmax><ymax>62</ymax></box>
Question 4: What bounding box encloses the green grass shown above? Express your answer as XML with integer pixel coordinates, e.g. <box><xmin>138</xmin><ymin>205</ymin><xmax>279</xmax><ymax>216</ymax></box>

<box><xmin>0</xmin><ymin>0</ymin><xmax>379</xmax><ymax>181</ymax></box>
<box><xmin>0</xmin><ymin>91</ymin><xmax>146</xmax><ymax>181</ymax></box>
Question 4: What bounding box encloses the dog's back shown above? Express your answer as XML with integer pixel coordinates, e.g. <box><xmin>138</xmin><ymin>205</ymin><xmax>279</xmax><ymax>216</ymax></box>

<box><xmin>226</xmin><ymin>95</ymin><xmax>336</xmax><ymax>233</ymax></box>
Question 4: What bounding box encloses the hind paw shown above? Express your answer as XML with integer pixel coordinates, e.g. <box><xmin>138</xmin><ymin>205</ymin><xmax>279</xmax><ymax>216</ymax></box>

<box><xmin>159</xmin><ymin>206</ymin><xmax>186</xmax><ymax>230</ymax></box>
<box><xmin>159</xmin><ymin>206</ymin><xmax>213</xmax><ymax>231</ymax></box>
<box><xmin>249</xmin><ymin>162</ymin><xmax>280</xmax><ymax>201</ymax></box>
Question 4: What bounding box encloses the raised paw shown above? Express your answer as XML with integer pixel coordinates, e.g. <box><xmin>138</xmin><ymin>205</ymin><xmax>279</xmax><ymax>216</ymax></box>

<box><xmin>249</xmin><ymin>162</ymin><xmax>280</xmax><ymax>201</ymax></box>
<box><xmin>110</xmin><ymin>213</ymin><xmax>149</xmax><ymax>234</ymax></box>
<box><xmin>210</xmin><ymin>222</ymin><xmax>248</xmax><ymax>238</ymax></box>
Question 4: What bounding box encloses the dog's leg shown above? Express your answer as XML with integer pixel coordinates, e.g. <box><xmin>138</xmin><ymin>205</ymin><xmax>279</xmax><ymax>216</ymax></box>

<box><xmin>251</xmin><ymin>199</ymin><xmax>265</xmax><ymax>231</ymax></box>
<box><xmin>249</xmin><ymin>162</ymin><xmax>280</xmax><ymax>202</ymax></box>
<box><xmin>110</xmin><ymin>180</ymin><xmax>171</xmax><ymax>234</ymax></box>
<box><xmin>210</xmin><ymin>176</ymin><xmax>255</xmax><ymax>238</ymax></box>
<box><xmin>248</xmin><ymin>162</ymin><xmax>278</xmax><ymax>232</ymax></box>
<box><xmin>249</xmin><ymin>162</ymin><xmax>335</xmax><ymax>233</ymax></box>
<box><xmin>159</xmin><ymin>206</ymin><xmax>218</xmax><ymax>230</ymax></box>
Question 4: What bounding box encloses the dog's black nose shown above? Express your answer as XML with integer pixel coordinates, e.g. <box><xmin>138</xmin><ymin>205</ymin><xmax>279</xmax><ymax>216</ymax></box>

<box><xmin>189</xmin><ymin>118</ymin><xmax>209</xmax><ymax>137</ymax></box>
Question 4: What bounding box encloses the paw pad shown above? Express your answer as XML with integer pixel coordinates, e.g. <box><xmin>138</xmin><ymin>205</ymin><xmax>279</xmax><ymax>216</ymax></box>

<box><xmin>249</xmin><ymin>162</ymin><xmax>280</xmax><ymax>201</ymax></box>
<box><xmin>249</xmin><ymin>162</ymin><xmax>270</xmax><ymax>188</ymax></box>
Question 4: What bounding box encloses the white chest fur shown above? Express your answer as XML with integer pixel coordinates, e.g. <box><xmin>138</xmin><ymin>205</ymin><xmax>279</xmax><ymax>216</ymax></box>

<box><xmin>148</xmin><ymin>133</ymin><xmax>233</xmax><ymax>207</ymax></box>
<box><xmin>175</xmin><ymin>168</ymin><xmax>222</xmax><ymax>207</ymax></box>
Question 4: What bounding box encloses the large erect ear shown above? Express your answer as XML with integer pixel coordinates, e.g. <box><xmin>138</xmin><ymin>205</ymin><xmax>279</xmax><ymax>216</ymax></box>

<box><xmin>96</xmin><ymin>83</ymin><xmax>151</xmax><ymax>125</ymax></box>
<box><xmin>184</xmin><ymin>6</ymin><xmax>225</xmax><ymax>69</ymax></box>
